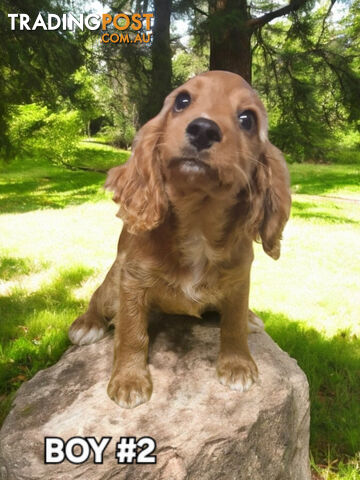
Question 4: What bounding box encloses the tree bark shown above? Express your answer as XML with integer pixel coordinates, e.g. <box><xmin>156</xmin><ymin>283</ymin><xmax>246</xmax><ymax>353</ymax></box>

<box><xmin>149</xmin><ymin>0</ymin><xmax>172</xmax><ymax>119</ymax></box>
<box><xmin>209</xmin><ymin>0</ymin><xmax>252</xmax><ymax>83</ymax></box>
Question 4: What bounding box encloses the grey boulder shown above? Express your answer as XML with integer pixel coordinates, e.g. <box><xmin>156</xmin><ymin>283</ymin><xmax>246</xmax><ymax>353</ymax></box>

<box><xmin>0</xmin><ymin>313</ymin><xmax>311</xmax><ymax>480</ymax></box>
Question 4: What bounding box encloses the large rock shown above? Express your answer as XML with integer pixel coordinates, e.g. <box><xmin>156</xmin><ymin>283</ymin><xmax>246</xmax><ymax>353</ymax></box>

<box><xmin>0</xmin><ymin>314</ymin><xmax>310</xmax><ymax>480</ymax></box>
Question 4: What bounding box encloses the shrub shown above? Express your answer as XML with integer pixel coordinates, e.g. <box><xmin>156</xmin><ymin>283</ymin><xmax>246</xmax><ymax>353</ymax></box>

<box><xmin>99</xmin><ymin>112</ymin><xmax>135</xmax><ymax>149</ymax></box>
<box><xmin>8</xmin><ymin>104</ymin><xmax>82</xmax><ymax>166</ymax></box>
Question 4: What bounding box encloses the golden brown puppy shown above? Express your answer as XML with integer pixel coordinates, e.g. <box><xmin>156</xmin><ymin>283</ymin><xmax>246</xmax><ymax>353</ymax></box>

<box><xmin>69</xmin><ymin>71</ymin><xmax>291</xmax><ymax>408</ymax></box>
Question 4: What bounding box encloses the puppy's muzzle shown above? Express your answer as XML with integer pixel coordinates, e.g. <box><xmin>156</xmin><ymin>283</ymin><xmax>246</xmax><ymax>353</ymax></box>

<box><xmin>186</xmin><ymin>117</ymin><xmax>222</xmax><ymax>151</ymax></box>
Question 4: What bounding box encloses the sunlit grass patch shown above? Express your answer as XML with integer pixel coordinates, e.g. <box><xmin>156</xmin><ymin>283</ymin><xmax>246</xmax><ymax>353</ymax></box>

<box><xmin>0</xmin><ymin>197</ymin><xmax>122</xmax><ymax>405</ymax></box>
<box><xmin>0</xmin><ymin>142</ymin><xmax>126</xmax><ymax>424</ymax></box>
<box><xmin>251</xmin><ymin>213</ymin><xmax>360</xmax><ymax>337</ymax></box>
<box><xmin>0</xmin><ymin>265</ymin><xmax>94</xmax><ymax>353</ymax></box>
<box><xmin>289</xmin><ymin>163</ymin><xmax>360</xmax><ymax>199</ymax></box>
<box><xmin>311</xmin><ymin>452</ymin><xmax>360</xmax><ymax>480</ymax></box>
<box><xmin>76</xmin><ymin>140</ymin><xmax>129</xmax><ymax>171</ymax></box>
<box><xmin>250</xmin><ymin>190</ymin><xmax>360</xmax><ymax>478</ymax></box>
<box><xmin>0</xmin><ymin>265</ymin><xmax>96</xmax><ymax>424</ymax></box>
<box><xmin>0</xmin><ymin>201</ymin><xmax>120</xmax><ymax>272</ymax></box>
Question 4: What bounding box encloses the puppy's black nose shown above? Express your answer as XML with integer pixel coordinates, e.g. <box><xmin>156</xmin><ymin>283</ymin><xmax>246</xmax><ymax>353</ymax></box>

<box><xmin>186</xmin><ymin>117</ymin><xmax>222</xmax><ymax>151</ymax></box>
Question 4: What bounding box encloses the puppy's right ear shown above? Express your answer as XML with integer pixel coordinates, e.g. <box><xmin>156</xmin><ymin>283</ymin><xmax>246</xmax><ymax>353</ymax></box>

<box><xmin>105</xmin><ymin>98</ymin><xmax>173</xmax><ymax>234</ymax></box>
<box><xmin>105</xmin><ymin>163</ymin><xmax>128</xmax><ymax>204</ymax></box>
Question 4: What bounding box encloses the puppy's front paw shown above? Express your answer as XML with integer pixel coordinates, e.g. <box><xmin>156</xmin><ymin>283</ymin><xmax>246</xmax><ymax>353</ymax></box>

<box><xmin>69</xmin><ymin>313</ymin><xmax>107</xmax><ymax>346</ymax></box>
<box><xmin>107</xmin><ymin>370</ymin><xmax>153</xmax><ymax>409</ymax></box>
<box><xmin>217</xmin><ymin>355</ymin><xmax>258</xmax><ymax>392</ymax></box>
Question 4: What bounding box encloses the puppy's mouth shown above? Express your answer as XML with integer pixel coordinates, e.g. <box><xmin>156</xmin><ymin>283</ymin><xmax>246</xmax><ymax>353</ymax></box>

<box><xmin>169</xmin><ymin>156</ymin><xmax>210</xmax><ymax>175</ymax></box>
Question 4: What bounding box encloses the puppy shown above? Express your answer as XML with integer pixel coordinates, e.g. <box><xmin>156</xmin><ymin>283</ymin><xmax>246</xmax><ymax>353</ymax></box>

<box><xmin>69</xmin><ymin>71</ymin><xmax>291</xmax><ymax>408</ymax></box>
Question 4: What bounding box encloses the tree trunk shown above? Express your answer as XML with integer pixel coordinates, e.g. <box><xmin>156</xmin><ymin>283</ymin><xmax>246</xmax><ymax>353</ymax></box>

<box><xmin>209</xmin><ymin>0</ymin><xmax>253</xmax><ymax>84</ymax></box>
<box><xmin>149</xmin><ymin>0</ymin><xmax>172</xmax><ymax>119</ymax></box>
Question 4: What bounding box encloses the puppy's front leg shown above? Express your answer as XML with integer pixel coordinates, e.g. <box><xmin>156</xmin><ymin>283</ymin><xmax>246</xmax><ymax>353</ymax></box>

<box><xmin>107</xmin><ymin>287</ymin><xmax>152</xmax><ymax>408</ymax></box>
<box><xmin>217</xmin><ymin>278</ymin><xmax>258</xmax><ymax>392</ymax></box>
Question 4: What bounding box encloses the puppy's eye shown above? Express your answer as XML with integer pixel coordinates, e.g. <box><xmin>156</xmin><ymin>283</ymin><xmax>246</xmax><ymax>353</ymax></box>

<box><xmin>174</xmin><ymin>92</ymin><xmax>191</xmax><ymax>112</ymax></box>
<box><xmin>238</xmin><ymin>110</ymin><xmax>256</xmax><ymax>131</ymax></box>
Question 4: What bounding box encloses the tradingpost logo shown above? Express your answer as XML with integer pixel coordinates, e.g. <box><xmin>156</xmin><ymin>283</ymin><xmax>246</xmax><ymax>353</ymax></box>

<box><xmin>8</xmin><ymin>13</ymin><xmax>154</xmax><ymax>44</ymax></box>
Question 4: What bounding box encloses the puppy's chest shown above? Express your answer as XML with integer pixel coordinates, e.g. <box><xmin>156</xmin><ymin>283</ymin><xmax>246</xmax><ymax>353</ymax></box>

<box><xmin>178</xmin><ymin>232</ymin><xmax>227</xmax><ymax>302</ymax></box>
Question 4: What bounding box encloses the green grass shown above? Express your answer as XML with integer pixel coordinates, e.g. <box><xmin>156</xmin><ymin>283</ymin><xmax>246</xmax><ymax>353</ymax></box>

<box><xmin>0</xmin><ymin>141</ymin><xmax>128</xmax><ymax>214</ymax></box>
<box><xmin>0</xmin><ymin>146</ymin><xmax>359</xmax><ymax>479</ymax></box>
<box><xmin>256</xmin><ymin>312</ymin><xmax>360</xmax><ymax>466</ymax></box>
<box><xmin>290</xmin><ymin>163</ymin><xmax>360</xmax><ymax>199</ymax></box>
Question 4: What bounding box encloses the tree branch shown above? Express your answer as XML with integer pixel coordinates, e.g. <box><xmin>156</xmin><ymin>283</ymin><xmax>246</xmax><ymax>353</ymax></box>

<box><xmin>316</xmin><ymin>0</ymin><xmax>337</xmax><ymax>48</ymax></box>
<box><xmin>247</xmin><ymin>0</ymin><xmax>309</xmax><ymax>30</ymax></box>
<box><xmin>191</xmin><ymin>3</ymin><xmax>208</xmax><ymax>17</ymax></box>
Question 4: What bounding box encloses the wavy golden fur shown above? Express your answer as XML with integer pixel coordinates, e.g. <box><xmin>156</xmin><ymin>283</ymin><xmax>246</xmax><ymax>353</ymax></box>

<box><xmin>69</xmin><ymin>71</ymin><xmax>291</xmax><ymax>408</ymax></box>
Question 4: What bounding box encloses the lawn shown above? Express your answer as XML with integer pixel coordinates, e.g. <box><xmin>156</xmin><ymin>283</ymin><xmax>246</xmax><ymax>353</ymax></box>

<box><xmin>0</xmin><ymin>143</ymin><xmax>359</xmax><ymax>479</ymax></box>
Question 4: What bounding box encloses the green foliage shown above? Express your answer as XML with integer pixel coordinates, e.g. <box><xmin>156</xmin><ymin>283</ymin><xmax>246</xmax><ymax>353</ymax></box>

<box><xmin>72</xmin><ymin>67</ymin><xmax>102</xmax><ymax>135</ymax></box>
<box><xmin>172</xmin><ymin>48</ymin><xmax>209</xmax><ymax>86</ymax></box>
<box><xmin>0</xmin><ymin>0</ymin><xmax>86</xmax><ymax>154</ymax></box>
<box><xmin>253</xmin><ymin>2</ymin><xmax>360</xmax><ymax>162</ymax></box>
<box><xmin>7</xmin><ymin>104</ymin><xmax>82</xmax><ymax>166</ymax></box>
<box><xmin>89</xmin><ymin>67</ymin><xmax>140</xmax><ymax>147</ymax></box>
<box><xmin>99</xmin><ymin>1</ymin><xmax>153</xmax><ymax>126</ymax></box>
<box><xmin>7</xmin><ymin>104</ymin><xmax>48</xmax><ymax>158</ymax></box>
<box><xmin>100</xmin><ymin>113</ymin><xmax>136</xmax><ymax>149</ymax></box>
<box><xmin>38</xmin><ymin>110</ymin><xmax>82</xmax><ymax>164</ymax></box>
<box><xmin>329</xmin><ymin>129</ymin><xmax>360</xmax><ymax>164</ymax></box>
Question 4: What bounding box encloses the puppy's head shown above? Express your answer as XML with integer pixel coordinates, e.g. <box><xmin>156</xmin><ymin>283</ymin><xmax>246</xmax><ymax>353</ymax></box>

<box><xmin>106</xmin><ymin>71</ymin><xmax>291</xmax><ymax>258</ymax></box>
<box><xmin>161</xmin><ymin>71</ymin><xmax>268</xmax><ymax>189</ymax></box>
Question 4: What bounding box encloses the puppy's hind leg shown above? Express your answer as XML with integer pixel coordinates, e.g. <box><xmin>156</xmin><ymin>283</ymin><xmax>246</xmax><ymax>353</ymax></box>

<box><xmin>69</xmin><ymin>260</ymin><xmax>120</xmax><ymax>346</ymax></box>
<box><xmin>69</xmin><ymin>292</ymin><xmax>109</xmax><ymax>346</ymax></box>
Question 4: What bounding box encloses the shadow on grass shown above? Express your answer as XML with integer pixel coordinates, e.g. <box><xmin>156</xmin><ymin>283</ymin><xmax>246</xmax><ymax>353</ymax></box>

<box><xmin>76</xmin><ymin>144</ymin><xmax>129</xmax><ymax>171</ymax></box>
<box><xmin>0</xmin><ymin>265</ymin><xmax>94</xmax><ymax>423</ymax></box>
<box><xmin>0</xmin><ymin>147</ymin><xmax>129</xmax><ymax>215</ymax></box>
<box><xmin>0</xmin><ymin>169</ymin><xmax>105</xmax><ymax>214</ymax></box>
<box><xmin>256</xmin><ymin>309</ymin><xmax>360</xmax><ymax>466</ymax></box>
<box><xmin>290</xmin><ymin>164</ymin><xmax>360</xmax><ymax>196</ymax></box>
<box><xmin>291</xmin><ymin>200</ymin><xmax>360</xmax><ymax>225</ymax></box>
<box><xmin>0</xmin><ymin>255</ymin><xmax>49</xmax><ymax>281</ymax></box>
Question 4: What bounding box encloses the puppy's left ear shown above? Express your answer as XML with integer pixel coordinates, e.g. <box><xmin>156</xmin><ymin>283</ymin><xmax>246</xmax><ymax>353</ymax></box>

<box><xmin>248</xmin><ymin>142</ymin><xmax>291</xmax><ymax>260</ymax></box>
<box><xmin>260</xmin><ymin>143</ymin><xmax>291</xmax><ymax>259</ymax></box>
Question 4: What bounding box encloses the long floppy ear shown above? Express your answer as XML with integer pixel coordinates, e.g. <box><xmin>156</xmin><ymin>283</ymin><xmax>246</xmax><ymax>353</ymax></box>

<box><xmin>247</xmin><ymin>142</ymin><xmax>291</xmax><ymax>259</ymax></box>
<box><xmin>105</xmin><ymin>102</ymin><xmax>171</xmax><ymax>235</ymax></box>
